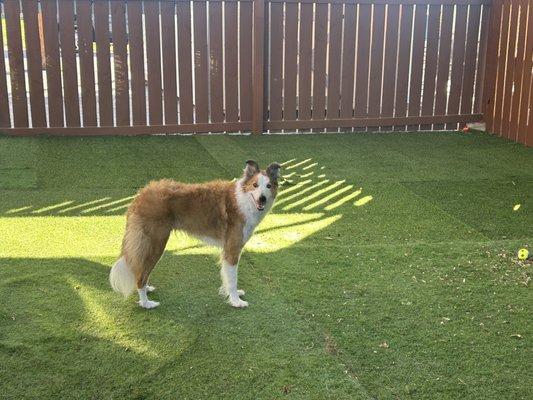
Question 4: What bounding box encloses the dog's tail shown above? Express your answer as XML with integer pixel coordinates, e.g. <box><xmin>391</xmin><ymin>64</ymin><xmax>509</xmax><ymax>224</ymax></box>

<box><xmin>109</xmin><ymin>256</ymin><xmax>136</xmax><ymax>297</ymax></box>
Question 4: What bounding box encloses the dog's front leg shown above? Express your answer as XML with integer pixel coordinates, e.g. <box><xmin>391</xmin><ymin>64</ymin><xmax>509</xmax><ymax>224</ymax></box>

<box><xmin>220</xmin><ymin>247</ymin><xmax>248</xmax><ymax>308</ymax></box>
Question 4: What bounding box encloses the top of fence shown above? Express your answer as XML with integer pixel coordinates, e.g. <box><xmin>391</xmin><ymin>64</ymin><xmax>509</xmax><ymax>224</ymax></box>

<box><xmin>266</xmin><ymin>0</ymin><xmax>491</xmax><ymax>4</ymax></box>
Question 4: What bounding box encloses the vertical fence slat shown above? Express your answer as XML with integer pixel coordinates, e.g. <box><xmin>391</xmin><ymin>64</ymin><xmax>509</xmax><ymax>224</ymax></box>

<box><xmin>127</xmin><ymin>0</ymin><xmax>146</xmax><ymax>125</ymax></box>
<box><xmin>298</xmin><ymin>3</ymin><xmax>313</xmax><ymax>121</ymax></box>
<box><xmin>283</xmin><ymin>2</ymin><xmax>298</xmax><ymax>121</ymax></box>
<box><xmin>5</xmin><ymin>0</ymin><xmax>28</xmax><ymax>127</ymax></box>
<box><xmin>326</xmin><ymin>4</ymin><xmax>343</xmax><ymax>121</ymax></box>
<box><xmin>144</xmin><ymin>0</ymin><xmax>162</xmax><ymax>125</ymax></box>
<box><xmin>446</xmin><ymin>5</ymin><xmax>468</xmax><ymax>130</ymax></box>
<box><xmin>492</xmin><ymin>2</ymin><xmax>510</xmax><ymax>135</ymax></box>
<box><xmin>177</xmin><ymin>1</ymin><xmax>194</xmax><ymax>124</ymax></box>
<box><xmin>239</xmin><ymin>1</ymin><xmax>253</xmax><ymax>122</ymax></box>
<box><xmin>252</xmin><ymin>0</ymin><xmax>265</xmax><ymax>133</ymax></box>
<box><xmin>224</xmin><ymin>1</ymin><xmax>239</xmax><ymax>122</ymax></box>
<box><xmin>58</xmin><ymin>0</ymin><xmax>80</xmax><ymax>127</ymax></box>
<box><xmin>518</xmin><ymin>0</ymin><xmax>533</xmax><ymax>144</ymax></box>
<box><xmin>381</xmin><ymin>4</ymin><xmax>399</xmax><ymax>130</ymax></box>
<box><xmin>501</xmin><ymin>3</ymin><xmax>519</xmax><ymax>138</ymax></box>
<box><xmin>368</xmin><ymin>5</ymin><xmax>385</xmax><ymax>120</ymax></box>
<box><xmin>355</xmin><ymin>3</ymin><xmax>371</xmax><ymax>125</ymax></box>
<box><xmin>474</xmin><ymin>5</ymin><xmax>489</xmax><ymax>114</ymax></box>
<box><xmin>0</xmin><ymin>10</ymin><xmax>11</xmax><ymax>127</ymax></box>
<box><xmin>340</xmin><ymin>4</ymin><xmax>357</xmax><ymax>119</ymax></box>
<box><xmin>111</xmin><ymin>0</ymin><xmax>130</xmax><ymax>126</ymax></box>
<box><xmin>407</xmin><ymin>4</ymin><xmax>427</xmax><ymax>131</ymax></box>
<box><xmin>263</xmin><ymin>1</ymin><xmax>270</xmax><ymax>121</ymax></box>
<box><xmin>394</xmin><ymin>4</ymin><xmax>413</xmax><ymax>130</ymax></box>
<box><xmin>94</xmin><ymin>0</ymin><xmax>114</xmax><ymax>126</ymax></box>
<box><xmin>434</xmin><ymin>5</ymin><xmax>453</xmax><ymax>130</ymax></box>
<box><xmin>21</xmin><ymin>0</ymin><xmax>46</xmax><ymax>127</ymax></box>
<box><xmin>76</xmin><ymin>0</ymin><xmax>97</xmax><ymax>126</ymax></box>
<box><xmin>269</xmin><ymin>3</ymin><xmax>283</xmax><ymax>121</ymax></box>
<box><xmin>483</xmin><ymin>1</ymin><xmax>502</xmax><ymax>132</ymax></box>
<box><xmin>508</xmin><ymin>0</ymin><xmax>526</xmax><ymax>141</ymax></box>
<box><xmin>161</xmin><ymin>1</ymin><xmax>178</xmax><ymax>125</ymax></box>
<box><xmin>420</xmin><ymin>4</ymin><xmax>440</xmax><ymax>130</ymax></box>
<box><xmin>193</xmin><ymin>1</ymin><xmax>209</xmax><ymax>123</ymax></box>
<box><xmin>312</xmin><ymin>3</ymin><xmax>328</xmax><ymax>121</ymax></box>
<box><xmin>460</xmin><ymin>5</ymin><xmax>481</xmax><ymax>116</ymax></box>
<box><xmin>209</xmin><ymin>1</ymin><xmax>224</xmax><ymax>124</ymax></box>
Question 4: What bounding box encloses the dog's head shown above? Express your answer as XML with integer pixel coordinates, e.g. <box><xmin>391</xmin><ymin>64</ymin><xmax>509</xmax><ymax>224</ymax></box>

<box><xmin>240</xmin><ymin>160</ymin><xmax>281</xmax><ymax>211</ymax></box>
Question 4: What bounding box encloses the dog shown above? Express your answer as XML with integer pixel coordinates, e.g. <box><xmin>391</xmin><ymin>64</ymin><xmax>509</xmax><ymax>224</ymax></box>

<box><xmin>109</xmin><ymin>160</ymin><xmax>280</xmax><ymax>309</ymax></box>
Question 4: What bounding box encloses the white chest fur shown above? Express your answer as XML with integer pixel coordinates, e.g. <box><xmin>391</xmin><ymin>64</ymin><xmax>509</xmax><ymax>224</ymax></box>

<box><xmin>234</xmin><ymin>181</ymin><xmax>269</xmax><ymax>244</ymax></box>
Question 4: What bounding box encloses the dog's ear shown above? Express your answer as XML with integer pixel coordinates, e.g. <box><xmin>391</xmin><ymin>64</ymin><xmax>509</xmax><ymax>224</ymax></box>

<box><xmin>266</xmin><ymin>162</ymin><xmax>281</xmax><ymax>182</ymax></box>
<box><xmin>243</xmin><ymin>160</ymin><xmax>260</xmax><ymax>178</ymax></box>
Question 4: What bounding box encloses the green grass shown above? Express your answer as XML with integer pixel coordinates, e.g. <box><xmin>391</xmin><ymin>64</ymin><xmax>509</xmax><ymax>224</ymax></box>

<box><xmin>0</xmin><ymin>131</ymin><xmax>531</xmax><ymax>399</ymax></box>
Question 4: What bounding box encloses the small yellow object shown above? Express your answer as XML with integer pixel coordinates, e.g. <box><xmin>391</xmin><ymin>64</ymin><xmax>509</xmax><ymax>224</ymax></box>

<box><xmin>518</xmin><ymin>248</ymin><xmax>529</xmax><ymax>260</ymax></box>
<box><xmin>513</xmin><ymin>204</ymin><xmax>521</xmax><ymax>211</ymax></box>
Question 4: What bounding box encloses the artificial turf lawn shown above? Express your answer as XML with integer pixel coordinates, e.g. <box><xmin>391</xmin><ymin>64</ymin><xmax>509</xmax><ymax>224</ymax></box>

<box><xmin>0</xmin><ymin>131</ymin><xmax>531</xmax><ymax>399</ymax></box>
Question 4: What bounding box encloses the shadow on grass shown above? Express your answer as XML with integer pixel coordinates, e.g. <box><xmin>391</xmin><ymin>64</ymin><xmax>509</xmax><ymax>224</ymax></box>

<box><xmin>0</xmin><ymin>158</ymin><xmax>373</xmax><ymax>217</ymax></box>
<box><xmin>0</xmin><ymin>254</ymin><xmax>366</xmax><ymax>399</ymax></box>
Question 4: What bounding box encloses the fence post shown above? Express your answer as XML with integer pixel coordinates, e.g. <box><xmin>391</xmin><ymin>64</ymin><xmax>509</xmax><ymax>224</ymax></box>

<box><xmin>252</xmin><ymin>0</ymin><xmax>265</xmax><ymax>135</ymax></box>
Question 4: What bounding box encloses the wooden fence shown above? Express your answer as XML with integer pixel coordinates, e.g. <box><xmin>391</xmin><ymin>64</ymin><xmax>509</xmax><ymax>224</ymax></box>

<box><xmin>0</xmin><ymin>0</ymin><xmax>491</xmax><ymax>136</ymax></box>
<box><xmin>483</xmin><ymin>0</ymin><xmax>533</xmax><ymax>146</ymax></box>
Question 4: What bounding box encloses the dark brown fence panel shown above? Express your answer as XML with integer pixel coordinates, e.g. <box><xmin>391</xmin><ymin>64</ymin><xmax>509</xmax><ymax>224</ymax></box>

<box><xmin>394</xmin><ymin>4</ymin><xmax>413</xmax><ymax>131</ymax></box>
<box><xmin>354</xmin><ymin>4</ymin><xmax>371</xmax><ymax>127</ymax></box>
<box><xmin>193</xmin><ymin>1</ymin><xmax>209</xmax><ymax>123</ymax></box>
<box><xmin>0</xmin><ymin>9</ymin><xmax>10</xmax><ymax>127</ymax></box>
<box><xmin>0</xmin><ymin>0</ymin><xmax>490</xmax><ymax>137</ymax></box>
<box><xmin>127</xmin><ymin>0</ymin><xmax>146</xmax><ymax>126</ymax></box>
<box><xmin>177</xmin><ymin>0</ymin><xmax>194</xmax><ymax>124</ymax></box>
<box><xmin>484</xmin><ymin>0</ymin><xmax>533</xmax><ymax>146</ymax></box>
<box><xmin>381</xmin><ymin>4</ymin><xmax>399</xmax><ymax>131</ymax></box>
<box><xmin>94</xmin><ymin>0</ymin><xmax>114</xmax><ymax>126</ymax></box>
<box><xmin>21</xmin><ymin>0</ymin><xmax>46</xmax><ymax>127</ymax></box>
<box><xmin>110</xmin><ymin>1</ymin><xmax>130</xmax><ymax>126</ymax></box>
<box><xmin>368</xmin><ymin>4</ymin><xmax>385</xmax><ymax>120</ymax></box>
<box><xmin>209</xmin><ymin>2</ymin><xmax>224</xmax><ymax>123</ymax></box>
<box><xmin>420</xmin><ymin>4</ymin><xmax>440</xmax><ymax>130</ymax></box>
<box><xmin>239</xmin><ymin>1</ymin><xmax>253</xmax><ymax>122</ymax></box>
<box><xmin>340</xmin><ymin>3</ymin><xmax>357</xmax><ymax>120</ymax></box>
<box><xmin>283</xmin><ymin>2</ymin><xmax>298</xmax><ymax>121</ymax></box>
<box><xmin>298</xmin><ymin>3</ymin><xmax>313</xmax><ymax>121</ymax></box>
<box><xmin>268</xmin><ymin>2</ymin><xmax>283</xmax><ymax>121</ymax></box>
<box><xmin>224</xmin><ymin>1</ymin><xmax>239</xmax><ymax>123</ymax></box>
<box><xmin>313</xmin><ymin>3</ymin><xmax>328</xmax><ymax>121</ymax></box>
<box><xmin>407</xmin><ymin>4</ymin><xmax>427</xmax><ymax>131</ymax></box>
<box><xmin>144</xmin><ymin>1</ymin><xmax>163</xmax><ymax>125</ymax></box>
<box><xmin>161</xmin><ymin>1</ymin><xmax>178</xmax><ymax>125</ymax></box>
<box><xmin>5</xmin><ymin>0</ymin><xmax>29</xmax><ymax>127</ymax></box>
<box><xmin>77</xmin><ymin>0</ymin><xmax>97</xmax><ymax>127</ymax></box>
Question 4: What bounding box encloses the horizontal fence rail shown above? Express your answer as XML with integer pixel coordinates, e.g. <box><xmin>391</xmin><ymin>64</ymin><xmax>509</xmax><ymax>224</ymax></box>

<box><xmin>0</xmin><ymin>0</ymin><xmax>489</xmax><ymax>136</ymax></box>
<box><xmin>483</xmin><ymin>0</ymin><xmax>533</xmax><ymax>146</ymax></box>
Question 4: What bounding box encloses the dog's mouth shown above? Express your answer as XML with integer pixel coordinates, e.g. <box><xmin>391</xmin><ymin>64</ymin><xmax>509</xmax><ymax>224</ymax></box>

<box><xmin>251</xmin><ymin>194</ymin><xmax>266</xmax><ymax>211</ymax></box>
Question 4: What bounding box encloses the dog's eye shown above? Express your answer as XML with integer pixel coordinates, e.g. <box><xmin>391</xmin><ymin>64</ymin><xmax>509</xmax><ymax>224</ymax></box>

<box><xmin>266</xmin><ymin>184</ymin><xmax>272</xmax><ymax>189</ymax></box>
<box><xmin>253</xmin><ymin>183</ymin><xmax>259</xmax><ymax>188</ymax></box>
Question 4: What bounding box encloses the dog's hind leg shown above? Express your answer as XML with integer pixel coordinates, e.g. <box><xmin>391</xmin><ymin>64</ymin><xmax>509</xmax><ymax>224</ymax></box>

<box><xmin>123</xmin><ymin>216</ymin><xmax>170</xmax><ymax>309</ymax></box>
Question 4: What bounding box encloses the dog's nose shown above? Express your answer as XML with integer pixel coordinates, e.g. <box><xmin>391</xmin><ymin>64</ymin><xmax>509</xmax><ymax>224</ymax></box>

<box><xmin>259</xmin><ymin>195</ymin><xmax>267</xmax><ymax>203</ymax></box>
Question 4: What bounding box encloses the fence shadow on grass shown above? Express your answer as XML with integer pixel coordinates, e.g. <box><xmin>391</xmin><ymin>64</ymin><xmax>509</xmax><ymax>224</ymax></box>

<box><xmin>1</xmin><ymin>158</ymin><xmax>373</xmax><ymax>218</ymax></box>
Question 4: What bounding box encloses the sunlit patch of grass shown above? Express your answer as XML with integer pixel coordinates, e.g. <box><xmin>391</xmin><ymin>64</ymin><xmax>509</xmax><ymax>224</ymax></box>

<box><xmin>69</xmin><ymin>278</ymin><xmax>160</xmax><ymax>358</ymax></box>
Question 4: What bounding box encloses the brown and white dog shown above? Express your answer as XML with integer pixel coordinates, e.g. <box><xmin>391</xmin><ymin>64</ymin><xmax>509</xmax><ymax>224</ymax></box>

<box><xmin>109</xmin><ymin>160</ymin><xmax>280</xmax><ymax>309</ymax></box>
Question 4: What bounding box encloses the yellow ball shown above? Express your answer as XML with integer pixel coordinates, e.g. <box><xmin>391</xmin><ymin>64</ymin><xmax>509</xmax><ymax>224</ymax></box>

<box><xmin>518</xmin><ymin>248</ymin><xmax>529</xmax><ymax>260</ymax></box>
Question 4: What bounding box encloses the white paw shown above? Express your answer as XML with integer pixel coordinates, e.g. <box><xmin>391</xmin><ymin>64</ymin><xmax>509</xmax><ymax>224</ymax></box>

<box><xmin>146</xmin><ymin>285</ymin><xmax>156</xmax><ymax>293</ymax></box>
<box><xmin>139</xmin><ymin>300</ymin><xmax>160</xmax><ymax>309</ymax></box>
<box><xmin>237</xmin><ymin>289</ymin><xmax>245</xmax><ymax>296</ymax></box>
<box><xmin>229</xmin><ymin>298</ymin><xmax>249</xmax><ymax>308</ymax></box>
